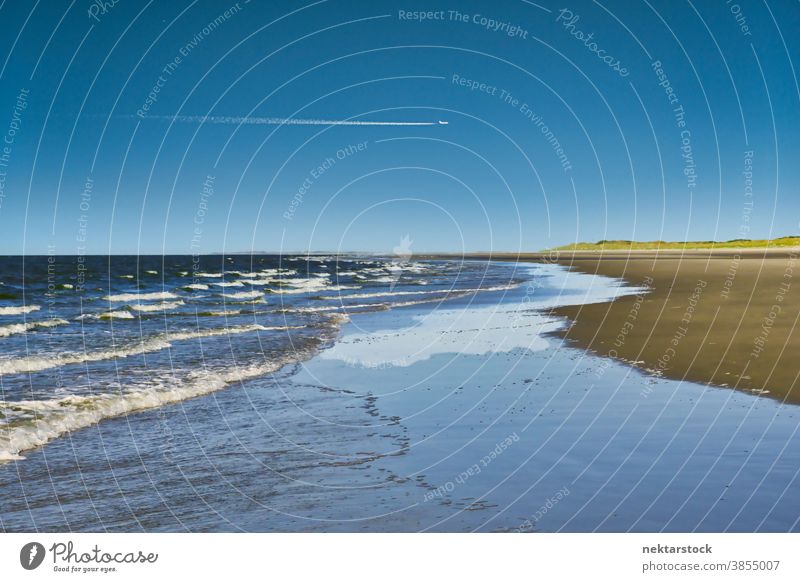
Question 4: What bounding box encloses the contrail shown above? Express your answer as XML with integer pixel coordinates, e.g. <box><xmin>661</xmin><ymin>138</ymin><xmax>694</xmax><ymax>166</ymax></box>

<box><xmin>141</xmin><ymin>115</ymin><xmax>446</xmax><ymax>126</ymax></box>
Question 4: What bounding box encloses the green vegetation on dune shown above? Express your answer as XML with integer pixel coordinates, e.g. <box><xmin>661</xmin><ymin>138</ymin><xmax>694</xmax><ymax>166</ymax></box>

<box><xmin>551</xmin><ymin>236</ymin><xmax>800</xmax><ymax>251</ymax></box>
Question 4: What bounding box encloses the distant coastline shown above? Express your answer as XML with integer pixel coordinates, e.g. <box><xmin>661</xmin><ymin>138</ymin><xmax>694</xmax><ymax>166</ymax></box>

<box><xmin>549</xmin><ymin>236</ymin><xmax>800</xmax><ymax>251</ymax></box>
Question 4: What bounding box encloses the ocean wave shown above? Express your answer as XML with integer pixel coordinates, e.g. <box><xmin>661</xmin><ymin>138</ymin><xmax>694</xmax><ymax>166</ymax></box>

<box><xmin>183</xmin><ymin>283</ymin><xmax>209</xmax><ymax>291</ymax></box>
<box><xmin>0</xmin><ymin>323</ymin><xmax>288</xmax><ymax>375</ymax></box>
<box><xmin>104</xmin><ymin>291</ymin><xmax>179</xmax><ymax>302</ymax></box>
<box><xmin>271</xmin><ymin>277</ymin><xmax>322</xmax><ymax>285</ymax></box>
<box><xmin>129</xmin><ymin>301</ymin><xmax>185</xmax><ymax>312</ymax></box>
<box><xmin>0</xmin><ymin>319</ymin><xmax>69</xmax><ymax>338</ymax></box>
<box><xmin>77</xmin><ymin>310</ymin><xmax>136</xmax><ymax>320</ymax></box>
<box><xmin>384</xmin><ymin>263</ymin><xmax>429</xmax><ymax>273</ymax></box>
<box><xmin>0</xmin><ymin>305</ymin><xmax>40</xmax><ymax>316</ymax></box>
<box><xmin>319</xmin><ymin>283</ymin><xmax>519</xmax><ymax>300</ymax></box>
<box><xmin>0</xmin><ymin>357</ymin><xmax>303</xmax><ymax>461</ymax></box>
<box><xmin>193</xmin><ymin>272</ymin><xmax>224</xmax><ymax>278</ymax></box>
<box><xmin>196</xmin><ymin>310</ymin><xmax>242</xmax><ymax>317</ymax></box>
<box><xmin>228</xmin><ymin>298</ymin><xmax>267</xmax><ymax>305</ymax></box>
<box><xmin>267</xmin><ymin>279</ymin><xmax>359</xmax><ymax>294</ymax></box>
<box><xmin>282</xmin><ymin>294</ymin><xmax>476</xmax><ymax>314</ymax></box>
<box><xmin>214</xmin><ymin>281</ymin><xmax>244</xmax><ymax>287</ymax></box>
<box><xmin>253</xmin><ymin>268</ymin><xmax>296</xmax><ymax>276</ymax></box>
<box><xmin>221</xmin><ymin>290</ymin><xmax>263</xmax><ymax>300</ymax></box>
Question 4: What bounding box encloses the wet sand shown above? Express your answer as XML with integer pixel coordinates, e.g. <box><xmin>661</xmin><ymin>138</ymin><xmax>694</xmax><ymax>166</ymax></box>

<box><xmin>428</xmin><ymin>250</ymin><xmax>800</xmax><ymax>403</ymax></box>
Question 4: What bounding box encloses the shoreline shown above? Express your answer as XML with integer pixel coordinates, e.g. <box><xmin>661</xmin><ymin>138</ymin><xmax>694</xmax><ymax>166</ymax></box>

<box><xmin>421</xmin><ymin>250</ymin><xmax>800</xmax><ymax>404</ymax></box>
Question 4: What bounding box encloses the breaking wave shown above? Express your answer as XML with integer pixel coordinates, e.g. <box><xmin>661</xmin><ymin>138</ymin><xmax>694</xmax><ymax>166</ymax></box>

<box><xmin>0</xmin><ymin>319</ymin><xmax>69</xmax><ymax>338</ymax></box>
<box><xmin>0</xmin><ymin>324</ymin><xmax>290</xmax><ymax>375</ymax></box>
<box><xmin>221</xmin><ymin>290</ymin><xmax>263</xmax><ymax>300</ymax></box>
<box><xmin>104</xmin><ymin>291</ymin><xmax>179</xmax><ymax>302</ymax></box>
<box><xmin>129</xmin><ymin>301</ymin><xmax>185</xmax><ymax>312</ymax></box>
<box><xmin>0</xmin><ymin>356</ymin><xmax>306</xmax><ymax>461</ymax></box>
<box><xmin>0</xmin><ymin>305</ymin><xmax>41</xmax><ymax>316</ymax></box>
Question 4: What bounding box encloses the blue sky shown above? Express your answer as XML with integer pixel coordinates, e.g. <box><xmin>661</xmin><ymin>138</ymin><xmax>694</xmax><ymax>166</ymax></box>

<box><xmin>0</xmin><ymin>0</ymin><xmax>797</xmax><ymax>254</ymax></box>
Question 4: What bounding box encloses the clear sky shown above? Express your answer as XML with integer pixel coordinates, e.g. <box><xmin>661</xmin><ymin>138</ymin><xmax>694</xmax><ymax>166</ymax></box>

<box><xmin>0</xmin><ymin>0</ymin><xmax>798</xmax><ymax>255</ymax></box>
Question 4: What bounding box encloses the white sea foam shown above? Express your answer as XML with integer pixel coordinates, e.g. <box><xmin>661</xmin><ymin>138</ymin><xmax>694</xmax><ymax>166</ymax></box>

<box><xmin>0</xmin><ymin>319</ymin><xmax>69</xmax><ymax>338</ymax></box>
<box><xmin>104</xmin><ymin>291</ymin><xmax>179</xmax><ymax>302</ymax></box>
<box><xmin>197</xmin><ymin>310</ymin><xmax>241</xmax><ymax>317</ymax></box>
<box><xmin>0</xmin><ymin>358</ymin><xmax>297</xmax><ymax>461</ymax></box>
<box><xmin>272</xmin><ymin>277</ymin><xmax>320</xmax><ymax>285</ymax></box>
<box><xmin>0</xmin><ymin>324</ymin><xmax>280</xmax><ymax>375</ymax></box>
<box><xmin>214</xmin><ymin>281</ymin><xmax>244</xmax><ymax>287</ymax></box>
<box><xmin>183</xmin><ymin>283</ymin><xmax>209</xmax><ymax>290</ymax></box>
<box><xmin>194</xmin><ymin>272</ymin><xmax>224</xmax><ymax>278</ymax></box>
<box><xmin>280</xmin><ymin>302</ymin><xmax>389</xmax><ymax>313</ymax></box>
<box><xmin>249</xmin><ymin>268</ymin><xmax>296</xmax><ymax>276</ymax></box>
<box><xmin>0</xmin><ymin>305</ymin><xmax>40</xmax><ymax>316</ymax></box>
<box><xmin>266</xmin><ymin>278</ymin><xmax>359</xmax><ymax>294</ymax></box>
<box><xmin>129</xmin><ymin>301</ymin><xmax>184</xmax><ymax>312</ymax></box>
<box><xmin>221</xmin><ymin>290</ymin><xmax>263</xmax><ymax>300</ymax></box>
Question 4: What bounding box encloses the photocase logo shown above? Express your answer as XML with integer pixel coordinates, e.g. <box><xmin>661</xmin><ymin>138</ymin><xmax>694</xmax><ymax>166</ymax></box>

<box><xmin>389</xmin><ymin>234</ymin><xmax>413</xmax><ymax>289</ymax></box>
<box><xmin>20</xmin><ymin>542</ymin><xmax>46</xmax><ymax>570</ymax></box>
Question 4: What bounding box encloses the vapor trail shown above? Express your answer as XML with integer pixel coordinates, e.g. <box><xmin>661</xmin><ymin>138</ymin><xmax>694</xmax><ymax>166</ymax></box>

<box><xmin>144</xmin><ymin>115</ymin><xmax>444</xmax><ymax>126</ymax></box>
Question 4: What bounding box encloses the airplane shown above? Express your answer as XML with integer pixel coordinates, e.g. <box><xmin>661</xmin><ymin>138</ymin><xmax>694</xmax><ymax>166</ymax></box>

<box><xmin>438</xmin><ymin>120</ymin><xmax>448</xmax><ymax>125</ymax></box>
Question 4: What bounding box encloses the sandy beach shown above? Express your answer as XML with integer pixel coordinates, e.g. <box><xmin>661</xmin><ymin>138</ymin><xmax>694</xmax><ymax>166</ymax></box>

<box><xmin>427</xmin><ymin>250</ymin><xmax>800</xmax><ymax>404</ymax></box>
